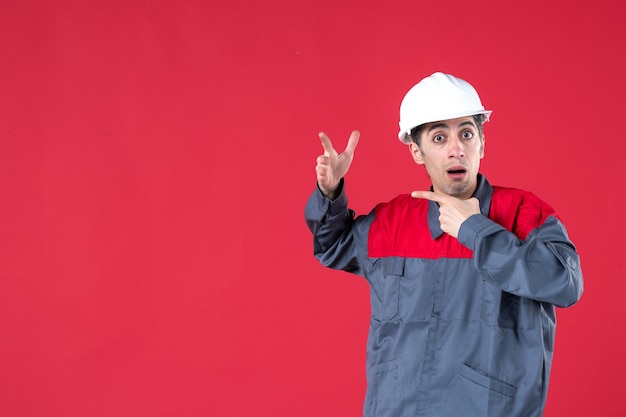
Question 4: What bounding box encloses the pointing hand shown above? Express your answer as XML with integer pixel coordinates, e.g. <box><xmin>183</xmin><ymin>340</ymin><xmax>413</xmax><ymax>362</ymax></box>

<box><xmin>411</xmin><ymin>191</ymin><xmax>480</xmax><ymax>238</ymax></box>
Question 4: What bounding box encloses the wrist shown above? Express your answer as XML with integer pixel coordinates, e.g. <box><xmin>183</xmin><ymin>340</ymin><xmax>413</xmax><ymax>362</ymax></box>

<box><xmin>318</xmin><ymin>179</ymin><xmax>342</xmax><ymax>200</ymax></box>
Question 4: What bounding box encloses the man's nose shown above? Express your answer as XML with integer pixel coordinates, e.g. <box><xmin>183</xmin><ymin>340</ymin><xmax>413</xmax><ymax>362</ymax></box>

<box><xmin>448</xmin><ymin>136</ymin><xmax>465</xmax><ymax>158</ymax></box>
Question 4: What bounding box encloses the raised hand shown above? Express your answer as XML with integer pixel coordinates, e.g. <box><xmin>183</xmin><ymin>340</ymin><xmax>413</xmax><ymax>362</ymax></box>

<box><xmin>411</xmin><ymin>191</ymin><xmax>480</xmax><ymax>238</ymax></box>
<box><xmin>315</xmin><ymin>130</ymin><xmax>360</xmax><ymax>199</ymax></box>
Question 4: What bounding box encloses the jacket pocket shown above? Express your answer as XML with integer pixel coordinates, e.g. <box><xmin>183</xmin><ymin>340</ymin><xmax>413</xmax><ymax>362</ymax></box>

<box><xmin>441</xmin><ymin>364</ymin><xmax>516</xmax><ymax>416</ymax></box>
<box><xmin>364</xmin><ymin>359</ymin><xmax>398</xmax><ymax>417</ymax></box>
<box><xmin>381</xmin><ymin>257</ymin><xmax>404</xmax><ymax>321</ymax></box>
<box><xmin>458</xmin><ymin>364</ymin><xmax>516</xmax><ymax>397</ymax></box>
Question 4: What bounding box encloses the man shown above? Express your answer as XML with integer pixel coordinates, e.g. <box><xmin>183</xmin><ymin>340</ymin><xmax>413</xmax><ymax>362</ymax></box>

<box><xmin>305</xmin><ymin>72</ymin><xmax>583</xmax><ymax>417</ymax></box>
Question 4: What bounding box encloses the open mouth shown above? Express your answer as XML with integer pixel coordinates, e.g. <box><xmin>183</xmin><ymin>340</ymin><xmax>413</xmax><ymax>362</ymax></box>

<box><xmin>447</xmin><ymin>166</ymin><xmax>467</xmax><ymax>175</ymax></box>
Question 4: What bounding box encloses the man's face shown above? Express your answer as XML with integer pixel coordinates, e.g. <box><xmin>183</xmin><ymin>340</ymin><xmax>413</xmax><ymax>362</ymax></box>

<box><xmin>409</xmin><ymin>116</ymin><xmax>484</xmax><ymax>200</ymax></box>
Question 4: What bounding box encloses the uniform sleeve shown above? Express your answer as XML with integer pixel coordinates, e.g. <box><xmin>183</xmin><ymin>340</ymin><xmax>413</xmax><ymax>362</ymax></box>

<box><xmin>457</xmin><ymin>214</ymin><xmax>583</xmax><ymax>307</ymax></box>
<box><xmin>304</xmin><ymin>180</ymin><xmax>367</xmax><ymax>276</ymax></box>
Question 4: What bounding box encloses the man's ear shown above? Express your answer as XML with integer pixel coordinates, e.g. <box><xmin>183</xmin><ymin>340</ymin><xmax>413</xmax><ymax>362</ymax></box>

<box><xmin>409</xmin><ymin>142</ymin><xmax>424</xmax><ymax>165</ymax></box>
<box><xmin>479</xmin><ymin>135</ymin><xmax>485</xmax><ymax>159</ymax></box>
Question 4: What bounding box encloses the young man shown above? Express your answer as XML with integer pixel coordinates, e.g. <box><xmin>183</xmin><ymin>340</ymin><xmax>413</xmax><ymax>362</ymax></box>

<box><xmin>305</xmin><ymin>72</ymin><xmax>583</xmax><ymax>417</ymax></box>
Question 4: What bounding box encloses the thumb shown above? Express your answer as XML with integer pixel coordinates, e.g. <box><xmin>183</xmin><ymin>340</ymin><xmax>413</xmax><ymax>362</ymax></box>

<box><xmin>344</xmin><ymin>130</ymin><xmax>360</xmax><ymax>154</ymax></box>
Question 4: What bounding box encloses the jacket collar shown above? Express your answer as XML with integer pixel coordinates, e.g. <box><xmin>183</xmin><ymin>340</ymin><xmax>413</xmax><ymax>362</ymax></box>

<box><xmin>428</xmin><ymin>173</ymin><xmax>493</xmax><ymax>239</ymax></box>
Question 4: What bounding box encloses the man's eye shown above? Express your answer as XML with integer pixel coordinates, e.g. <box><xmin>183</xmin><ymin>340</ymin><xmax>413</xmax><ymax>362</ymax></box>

<box><xmin>462</xmin><ymin>131</ymin><xmax>474</xmax><ymax>139</ymax></box>
<box><xmin>433</xmin><ymin>134</ymin><xmax>445</xmax><ymax>142</ymax></box>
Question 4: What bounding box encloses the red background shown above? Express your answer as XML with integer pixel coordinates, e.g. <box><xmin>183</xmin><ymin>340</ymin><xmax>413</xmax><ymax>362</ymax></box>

<box><xmin>1</xmin><ymin>0</ymin><xmax>624</xmax><ymax>416</ymax></box>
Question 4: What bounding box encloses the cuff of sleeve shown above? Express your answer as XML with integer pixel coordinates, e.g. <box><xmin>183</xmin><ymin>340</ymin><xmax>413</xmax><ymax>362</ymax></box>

<box><xmin>457</xmin><ymin>214</ymin><xmax>503</xmax><ymax>250</ymax></box>
<box><xmin>316</xmin><ymin>179</ymin><xmax>348</xmax><ymax>215</ymax></box>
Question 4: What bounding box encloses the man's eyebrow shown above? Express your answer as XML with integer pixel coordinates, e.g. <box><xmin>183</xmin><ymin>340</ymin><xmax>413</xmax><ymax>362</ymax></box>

<box><xmin>427</xmin><ymin>123</ymin><xmax>448</xmax><ymax>133</ymax></box>
<box><xmin>427</xmin><ymin>120</ymin><xmax>476</xmax><ymax>133</ymax></box>
<box><xmin>459</xmin><ymin>121</ymin><xmax>477</xmax><ymax>128</ymax></box>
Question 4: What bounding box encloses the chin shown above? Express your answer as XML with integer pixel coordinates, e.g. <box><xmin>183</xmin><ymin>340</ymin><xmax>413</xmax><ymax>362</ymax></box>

<box><xmin>445</xmin><ymin>184</ymin><xmax>472</xmax><ymax>198</ymax></box>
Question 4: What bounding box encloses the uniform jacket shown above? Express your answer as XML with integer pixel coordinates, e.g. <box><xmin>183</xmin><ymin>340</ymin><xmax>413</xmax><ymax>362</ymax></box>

<box><xmin>305</xmin><ymin>174</ymin><xmax>583</xmax><ymax>417</ymax></box>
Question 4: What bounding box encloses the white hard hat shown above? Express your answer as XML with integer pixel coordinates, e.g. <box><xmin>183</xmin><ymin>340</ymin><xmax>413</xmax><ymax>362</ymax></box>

<box><xmin>398</xmin><ymin>72</ymin><xmax>492</xmax><ymax>144</ymax></box>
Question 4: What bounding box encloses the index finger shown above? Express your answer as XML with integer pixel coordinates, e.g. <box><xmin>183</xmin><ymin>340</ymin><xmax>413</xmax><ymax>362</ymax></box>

<box><xmin>318</xmin><ymin>132</ymin><xmax>335</xmax><ymax>156</ymax></box>
<box><xmin>411</xmin><ymin>190</ymin><xmax>447</xmax><ymax>203</ymax></box>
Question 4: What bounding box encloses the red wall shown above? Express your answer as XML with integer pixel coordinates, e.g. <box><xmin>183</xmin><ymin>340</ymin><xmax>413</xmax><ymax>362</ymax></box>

<box><xmin>1</xmin><ymin>0</ymin><xmax>624</xmax><ymax>416</ymax></box>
